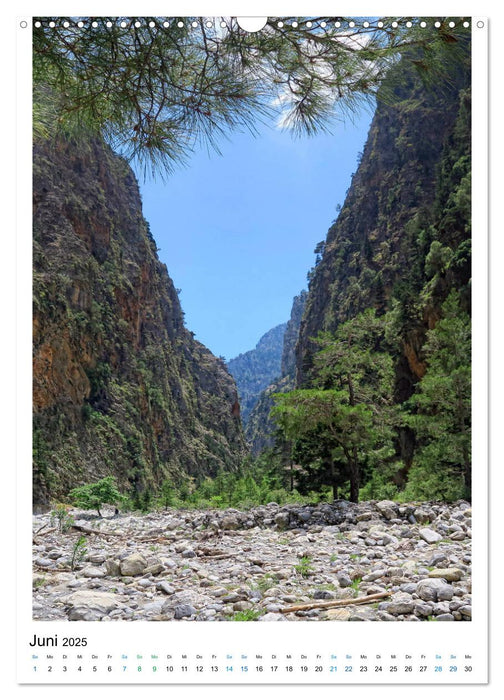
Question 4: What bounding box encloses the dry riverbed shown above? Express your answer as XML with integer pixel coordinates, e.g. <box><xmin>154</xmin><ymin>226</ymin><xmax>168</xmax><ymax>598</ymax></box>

<box><xmin>32</xmin><ymin>499</ymin><xmax>472</xmax><ymax>622</ymax></box>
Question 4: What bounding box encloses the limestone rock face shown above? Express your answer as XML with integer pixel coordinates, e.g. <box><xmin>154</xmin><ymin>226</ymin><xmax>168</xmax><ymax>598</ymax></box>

<box><xmin>244</xmin><ymin>291</ymin><xmax>307</xmax><ymax>455</ymax></box>
<box><xmin>280</xmin><ymin>290</ymin><xmax>308</xmax><ymax>378</ymax></box>
<box><xmin>33</xmin><ymin>137</ymin><xmax>246</xmax><ymax>509</ymax></box>
<box><xmin>227</xmin><ymin>323</ymin><xmax>287</xmax><ymax>424</ymax></box>
<box><xmin>293</xmin><ymin>58</ymin><xmax>471</xmax><ymax>480</ymax></box>
<box><xmin>295</xmin><ymin>63</ymin><xmax>471</xmax><ymax>396</ymax></box>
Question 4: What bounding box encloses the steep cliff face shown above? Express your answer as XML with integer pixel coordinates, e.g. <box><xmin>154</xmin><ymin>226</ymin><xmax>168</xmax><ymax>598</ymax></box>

<box><xmin>296</xmin><ymin>62</ymin><xmax>471</xmax><ymax>401</ymax></box>
<box><xmin>280</xmin><ymin>290</ymin><xmax>308</xmax><ymax>378</ymax></box>
<box><xmin>245</xmin><ymin>292</ymin><xmax>307</xmax><ymax>455</ymax></box>
<box><xmin>33</xmin><ymin>137</ymin><xmax>246</xmax><ymax>510</ymax></box>
<box><xmin>227</xmin><ymin>323</ymin><xmax>287</xmax><ymax>424</ymax></box>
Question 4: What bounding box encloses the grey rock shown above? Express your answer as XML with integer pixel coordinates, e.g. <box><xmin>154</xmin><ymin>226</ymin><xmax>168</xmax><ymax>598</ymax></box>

<box><xmin>435</xmin><ymin>614</ymin><xmax>455</xmax><ymax>621</ymax></box>
<box><xmin>377</xmin><ymin>612</ymin><xmax>397</xmax><ymax>621</ymax></box>
<box><xmin>376</xmin><ymin>500</ymin><xmax>398</xmax><ymax>520</ymax></box>
<box><xmin>459</xmin><ymin>605</ymin><xmax>472</xmax><ymax>619</ymax></box>
<box><xmin>258</xmin><ymin>612</ymin><xmax>287</xmax><ymax>621</ymax></box>
<box><xmin>210</xmin><ymin>587</ymin><xmax>229</xmax><ymax>597</ymax></box>
<box><xmin>66</xmin><ymin>590</ymin><xmax>120</xmax><ymax>616</ymax></box>
<box><xmin>337</xmin><ymin>573</ymin><xmax>353</xmax><ymax>588</ymax></box>
<box><xmin>144</xmin><ymin>561</ymin><xmax>165</xmax><ymax>575</ymax></box>
<box><xmin>163</xmin><ymin>558</ymin><xmax>178</xmax><ymax>569</ymax></box>
<box><xmin>120</xmin><ymin>553</ymin><xmax>147</xmax><ymax>576</ymax></box>
<box><xmin>419</xmin><ymin>528</ymin><xmax>443</xmax><ymax>544</ymax></box>
<box><xmin>450</xmin><ymin>531</ymin><xmax>467</xmax><ymax>541</ymax></box>
<box><xmin>296</xmin><ymin>510</ymin><xmax>312</xmax><ymax>523</ymax></box>
<box><xmin>87</xmin><ymin>553</ymin><xmax>107</xmax><ymax>564</ymax></box>
<box><xmin>105</xmin><ymin>559</ymin><xmax>121</xmax><ymax>576</ymax></box>
<box><xmin>80</xmin><ymin>566</ymin><xmax>105</xmax><ymax>578</ymax></box>
<box><xmin>432</xmin><ymin>602</ymin><xmax>451</xmax><ymax>615</ymax></box>
<box><xmin>282</xmin><ymin>595</ymin><xmax>297</xmax><ymax>603</ymax></box>
<box><xmin>413</xmin><ymin>508</ymin><xmax>430</xmax><ymax>524</ymax></box>
<box><xmin>414</xmin><ymin>602</ymin><xmax>434</xmax><ymax>617</ymax></box>
<box><xmin>387</xmin><ymin>596</ymin><xmax>415</xmax><ymax>615</ymax></box>
<box><xmin>68</xmin><ymin>607</ymin><xmax>104</xmax><ymax>621</ymax></box>
<box><xmin>156</xmin><ymin>581</ymin><xmax>175</xmax><ymax>595</ymax></box>
<box><xmin>174</xmin><ymin>604</ymin><xmax>197</xmax><ymax>619</ymax></box>
<box><xmin>222</xmin><ymin>592</ymin><xmax>240</xmax><ymax>603</ymax></box>
<box><xmin>220</xmin><ymin>515</ymin><xmax>240</xmax><ymax>531</ymax></box>
<box><xmin>46</xmin><ymin>549</ymin><xmax>63</xmax><ymax>561</ymax></box>
<box><xmin>416</xmin><ymin>579</ymin><xmax>454</xmax><ymax>602</ymax></box>
<box><xmin>35</xmin><ymin>558</ymin><xmax>55</xmax><ymax>567</ymax></box>
<box><xmin>428</xmin><ymin>568</ymin><xmax>463</xmax><ymax>582</ymax></box>
<box><xmin>137</xmin><ymin>578</ymin><xmax>153</xmax><ymax>588</ymax></box>
<box><xmin>363</xmin><ymin>569</ymin><xmax>387</xmax><ymax>582</ymax></box>
<box><xmin>428</xmin><ymin>552</ymin><xmax>448</xmax><ymax>567</ymax></box>
<box><xmin>348</xmin><ymin>609</ymin><xmax>378</xmax><ymax>621</ymax></box>
<box><xmin>274</xmin><ymin>513</ymin><xmax>290</xmax><ymax>531</ymax></box>
<box><xmin>356</xmin><ymin>512</ymin><xmax>373</xmax><ymax>522</ymax></box>
<box><xmin>181</xmin><ymin>549</ymin><xmax>197</xmax><ymax>558</ymax></box>
<box><xmin>142</xmin><ymin>601</ymin><xmax>164</xmax><ymax>614</ymax></box>
<box><xmin>165</xmin><ymin>519</ymin><xmax>184</xmax><ymax>531</ymax></box>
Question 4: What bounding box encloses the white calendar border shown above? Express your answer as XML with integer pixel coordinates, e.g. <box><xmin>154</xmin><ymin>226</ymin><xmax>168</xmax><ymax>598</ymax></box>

<box><xmin>14</xmin><ymin>3</ymin><xmax>490</xmax><ymax>692</ymax></box>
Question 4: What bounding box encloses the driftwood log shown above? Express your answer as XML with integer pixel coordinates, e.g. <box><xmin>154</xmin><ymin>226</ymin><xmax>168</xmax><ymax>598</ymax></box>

<box><xmin>70</xmin><ymin>524</ymin><xmax>123</xmax><ymax>537</ymax></box>
<box><xmin>280</xmin><ymin>590</ymin><xmax>392</xmax><ymax>613</ymax></box>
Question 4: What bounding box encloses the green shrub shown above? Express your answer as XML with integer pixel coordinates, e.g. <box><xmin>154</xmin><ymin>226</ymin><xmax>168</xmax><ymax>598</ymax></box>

<box><xmin>68</xmin><ymin>476</ymin><xmax>122</xmax><ymax>516</ymax></box>
<box><xmin>359</xmin><ymin>462</ymin><xmax>401</xmax><ymax>501</ymax></box>
<box><xmin>294</xmin><ymin>556</ymin><xmax>314</xmax><ymax>578</ymax></box>
<box><xmin>50</xmin><ymin>504</ymin><xmax>75</xmax><ymax>532</ymax></box>
<box><xmin>398</xmin><ymin>461</ymin><xmax>465</xmax><ymax>502</ymax></box>
<box><xmin>70</xmin><ymin>536</ymin><xmax>87</xmax><ymax>571</ymax></box>
<box><xmin>157</xmin><ymin>479</ymin><xmax>176</xmax><ymax>509</ymax></box>
<box><xmin>228</xmin><ymin>609</ymin><xmax>262</xmax><ymax>621</ymax></box>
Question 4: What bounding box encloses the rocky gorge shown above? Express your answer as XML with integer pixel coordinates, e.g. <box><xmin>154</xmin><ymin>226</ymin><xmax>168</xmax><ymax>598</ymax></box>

<box><xmin>33</xmin><ymin>137</ymin><xmax>246</xmax><ymax>510</ymax></box>
<box><xmin>33</xmin><ymin>499</ymin><xmax>471</xmax><ymax>623</ymax></box>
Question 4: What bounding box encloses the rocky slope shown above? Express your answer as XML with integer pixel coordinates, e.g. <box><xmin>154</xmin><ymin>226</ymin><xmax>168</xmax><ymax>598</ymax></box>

<box><xmin>280</xmin><ymin>291</ymin><xmax>308</xmax><ymax>378</ymax></box>
<box><xmin>245</xmin><ymin>292</ymin><xmax>307</xmax><ymax>454</ymax></box>
<box><xmin>33</xmin><ymin>137</ymin><xmax>247</xmax><ymax>510</ymax></box>
<box><xmin>296</xmin><ymin>62</ymin><xmax>471</xmax><ymax>397</ymax></box>
<box><xmin>32</xmin><ymin>499</ymin><xmax>471</xmax><ymax>622</ymax></box>
<box><xmin>227</xmin><ymin>323</ymin><xmax>287</xmax><ymax>424</ymax></box>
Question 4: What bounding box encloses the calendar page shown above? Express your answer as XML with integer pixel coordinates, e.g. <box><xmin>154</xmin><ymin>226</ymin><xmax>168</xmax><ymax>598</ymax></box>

<box><xmin>15</xmin><ymin>7</ymin><xmax>489</xmax><ymax>688</ymax></box>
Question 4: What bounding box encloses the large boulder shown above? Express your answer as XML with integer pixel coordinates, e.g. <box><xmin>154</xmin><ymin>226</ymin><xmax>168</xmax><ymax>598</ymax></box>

<box><xmin>120</xmin><ymin>552</ymin><xmax>148</xmax><ymax>576</ymax></box>
<box><xmin>416</xmin><ymin>579</ymin><xmax>454</xmax><ymax>602</ymax></box>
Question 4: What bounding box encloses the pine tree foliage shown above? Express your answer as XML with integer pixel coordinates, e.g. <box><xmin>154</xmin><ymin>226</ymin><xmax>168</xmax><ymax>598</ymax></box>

<box><xmin>33</xmin><ymin>16</ymin><xmax>470</xmax><ymax>177</ymax></box>
<box><xmin>403</xmin><ymin>292</ymin><xmax>471</xmax><ymax>500</ymax></box>
<box><xmin>272</xmin><ymin>310</ymin><xmax>396</xmax><ymax>502</ymax></box>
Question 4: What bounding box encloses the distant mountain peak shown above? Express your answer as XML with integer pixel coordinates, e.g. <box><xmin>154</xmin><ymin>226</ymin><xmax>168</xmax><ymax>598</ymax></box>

<box><xmin>227</xmin><ymin>323</ymin><xmax>287</xmax><ymax>424</ymax></box>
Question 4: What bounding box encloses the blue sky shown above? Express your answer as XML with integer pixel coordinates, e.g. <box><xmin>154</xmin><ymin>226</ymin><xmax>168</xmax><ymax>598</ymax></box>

<box><xmin>134</xmin><ymin>108</ymin><xmax>373</xmax><ymax>360</ymax></box>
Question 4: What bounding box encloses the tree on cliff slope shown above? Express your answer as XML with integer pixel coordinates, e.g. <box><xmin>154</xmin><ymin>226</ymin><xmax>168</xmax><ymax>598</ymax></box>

<box><xmin>404</xmin><ymin>292</ymin><xmax>471</xmax><ymax>501</ymax></box>
<box><xmin>272</xmin><ymin>310</ymin><xmax>396</xmax><ymax>502</ymax></box>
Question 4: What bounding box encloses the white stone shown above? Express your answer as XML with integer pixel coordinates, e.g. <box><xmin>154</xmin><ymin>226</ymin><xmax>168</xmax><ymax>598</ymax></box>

<box><xmin>419</xmin><ymin>528</ymin><xmax>443</xmax><ymax>544</ymax></box>
<box><xmin>66</xmin><ymin>590</ymin><xmax>120</xmax><ymax>611</ymax></box>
